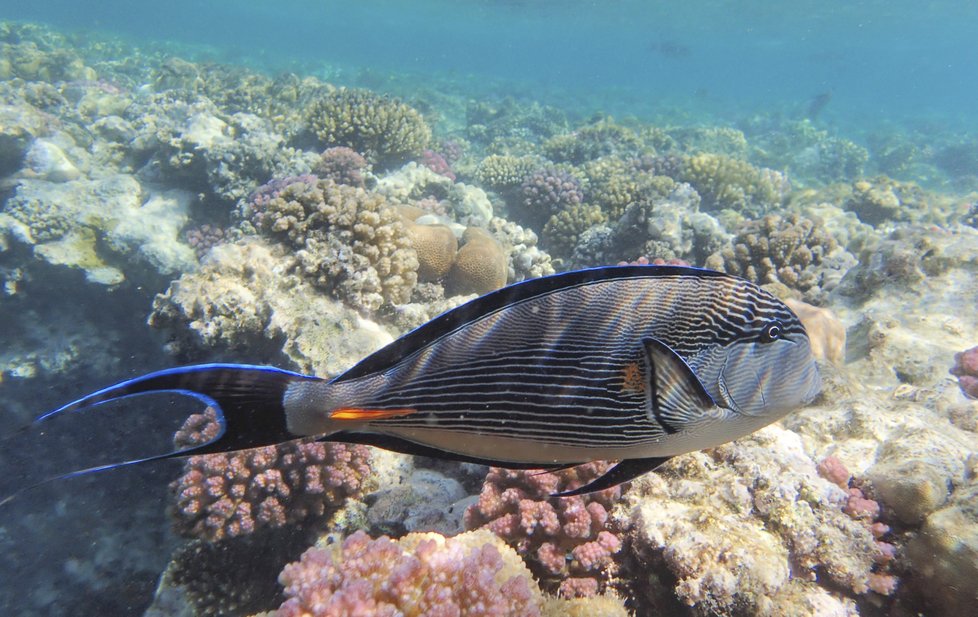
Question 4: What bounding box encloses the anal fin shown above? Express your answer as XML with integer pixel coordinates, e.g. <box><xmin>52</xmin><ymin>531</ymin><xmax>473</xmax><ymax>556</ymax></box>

<box><xmin>551</xmin><ymin>457</ymin><xmax>671</xmax><ymax>497</ymax></box>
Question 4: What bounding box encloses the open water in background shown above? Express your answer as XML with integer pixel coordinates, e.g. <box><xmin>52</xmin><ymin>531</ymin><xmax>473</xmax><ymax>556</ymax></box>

<box><xmin>2</xmin><ymin>0</ymin><xmax>978</xmax><ymax>133</ymax></box>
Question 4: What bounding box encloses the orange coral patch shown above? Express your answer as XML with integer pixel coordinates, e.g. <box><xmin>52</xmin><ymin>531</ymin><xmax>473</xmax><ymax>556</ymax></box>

<box><xmin>621</xmin><ymin>361</ymin><xmax>645</xmax><ymax>394</ymax></box>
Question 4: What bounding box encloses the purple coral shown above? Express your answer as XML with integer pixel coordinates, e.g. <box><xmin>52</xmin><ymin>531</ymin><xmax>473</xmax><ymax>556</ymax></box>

<box><xmin>244</xmin><ymin>174</ymin><xmax>319</xmax><ymax>230</ymax></box>
<box><xmin>950</xmin><ymin>346</ymin><xmax>978</xmax><ymax>399</ymax></box>
<box><xmin>421</xmin><ymin>148</ymin><xmax>456</xmax><ymax>181</ymax></box>
<box><xmin>170</xmin><ymin>408</ymin><xmax>372</xmax><ymax>542</ymax></box>
<box><xmin>521</xmin><ymin>166</ymin><xmax>584</xmax><ymax>216</ymax></box>
<box><xmin>313</xmin><ymin>146</ymin><xmax>368</xmax><ymax>187</ymax></box>
<box><xmin>184</xmin><ymin>224</ymin><xmax>227</xmax><ymax>260</ymax></box>
<box><xmin>275</xmin><ymin>530</ymin><xmax>541</xmax><ymax>617</ymax></box>
<box><xmin>463</xmin><ymin>463</ymin><xmax>624</xmax><ymax>598</ymax></box>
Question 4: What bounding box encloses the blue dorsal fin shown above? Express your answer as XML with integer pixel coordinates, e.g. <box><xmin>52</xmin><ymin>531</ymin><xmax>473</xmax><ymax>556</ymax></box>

<box><xmin>642</xmin><ymin>337</ymin><xmax>717</xmax><ymax>434</ymax></box>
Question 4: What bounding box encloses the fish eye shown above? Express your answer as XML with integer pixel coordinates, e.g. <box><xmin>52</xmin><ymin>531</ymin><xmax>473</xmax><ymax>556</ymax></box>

<box><xmin>760</xmin><ymin>321</ymin><xmax>783</xmax><ymax>343</ymax></box>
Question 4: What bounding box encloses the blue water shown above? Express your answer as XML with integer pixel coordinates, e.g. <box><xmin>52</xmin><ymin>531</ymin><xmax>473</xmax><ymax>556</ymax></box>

<box><xmin>3</xmin><ymin>0</ymin><xmax>978</xmax><ymax>130</ymax></box>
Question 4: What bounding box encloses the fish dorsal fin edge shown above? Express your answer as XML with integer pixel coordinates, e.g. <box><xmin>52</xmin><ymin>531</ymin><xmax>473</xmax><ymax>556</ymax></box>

<box><xmin>642</xmin><ymin>337</ymin><xmax>717</xmax><ymax>433</ymax></box>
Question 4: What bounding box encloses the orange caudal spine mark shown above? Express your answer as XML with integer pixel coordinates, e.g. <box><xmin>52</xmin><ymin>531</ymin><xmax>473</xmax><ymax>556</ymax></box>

<box><xmin>329</xmin><ymin>408</ymin><xmax>418</xmax><ymax>421</ymax></box>
<box><xmin>621</xmin><ymin>361</ymin><xmax>646</xmax><ymax>394</ymax></box>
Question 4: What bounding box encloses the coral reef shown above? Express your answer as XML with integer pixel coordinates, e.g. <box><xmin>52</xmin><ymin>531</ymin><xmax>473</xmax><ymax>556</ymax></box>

<box><xmin>306</xmin><ymin>89</ymin><xmax>431</xmax><ymax>170</ymax></box>
<box><xmin>678</xmin><ymin>153</ymin><xmax>789</xmax><ymax>214</ymax></box>
<box><xmin>150</xmin><ymin>238</ymin><xmax>395</xmax><ymax>375</ymax></box>
<box><xmin>276</xmin><ymin>529</ymin><xmax>543</xmax><ymax>616</ymax></box>
<box><xmin>621</xmin><ymin>426</ymin><xmax>882</xmax><ymax>615</ymax></box>
<box><xmin>542</xmin><ymin>119</ymin><xmax>644</xmax><ymax>164</ymax></box>
<box><xmin>464</xmin><ymin>463</ymin><xmax>625</xmax><ymax>598</ymax></box>
<box><xmin>704</xmin><ymin>213</ymin><xmax>849</xmax><ymax>304</ymax></box>
<box><xmin>581</xmin><ymin>157</ymin><xmax>678</xmax><ymax>219</ymax></box>
<box><xmin>487</xmin><ymin>216</ymin><xmax>556</xmax><ymax>282</ymax></box>
<box><xmin>403</xmin><ymin>220</ymin><xmax>458</xmax><ymax>282</ymax></box>
<box><xmin>950</xmin><ymin>346</ymin><xmax>978</xmax><ymax>399</ymax></box>
<box><xmin>170</xmin><ymin>408</ymin><xmax>373</xmax><ymax>542</ymax></box>
<box><xmin>243</xmin><ymin>176</ymin><xmax>419</xmax><ymax>312</ymax></box>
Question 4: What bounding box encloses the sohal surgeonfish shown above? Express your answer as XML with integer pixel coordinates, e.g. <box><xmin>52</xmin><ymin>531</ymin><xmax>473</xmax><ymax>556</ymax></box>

<box><xmin>14</xmin><ymin>265</ymin><xmax>822</xmax><ymax>499</ymax></box>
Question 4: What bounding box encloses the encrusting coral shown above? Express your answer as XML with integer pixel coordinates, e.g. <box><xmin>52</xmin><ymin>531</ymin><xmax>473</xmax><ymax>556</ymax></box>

<box><xmin>464</xmin><ymin>463</ymin><xmax>625</xmax><ymax>598</ymax></box>
<box><xmin>169</xmin><ymin>408</ymin><xmax>373</xmax><ymax>543</ymax></box>
<box><xmin>306</xmin><ymin>88</ymin><xmax>431</xmax><ymax>170</ymax></box>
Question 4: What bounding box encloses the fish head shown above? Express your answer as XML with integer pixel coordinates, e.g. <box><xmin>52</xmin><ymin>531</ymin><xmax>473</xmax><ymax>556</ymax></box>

<box><xmin>712</xmin><ymin>308</ymin><xmax>822</xmax><ymax>420</ymax></box>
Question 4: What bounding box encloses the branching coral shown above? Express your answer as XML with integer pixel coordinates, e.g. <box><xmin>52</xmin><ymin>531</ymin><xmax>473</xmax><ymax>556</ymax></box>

<box><xmin>679</xmin><ymin>153</ymin><xmax>789</xmax><ymax>214</ymax></box>
<box><xmin>542</xmin><ymin>203</ymin><xmax>607</xmax><ymax>259</ymax></box>
<box><xmin>542</xmin><ymin>119</ymin><xmax>644</xmax><ymax>165</ymax></box>
<box><xmin>243</xmin><ymin>176</ymin><xmax>419</xmax><ymax>312</ymax></box>
<box><xmin>582</xmin><ymin>157</ymin><xmax>679</xmax><ymax>219</ymax></box>
<box><xmin>275</xmin><ymin>529</ymin><xmax>543</xmax><ymax>616</ymax></box>
<box><xmin>306</xmin><ymin>89</ymin><xmax>430</xmax><ymax>170</ymax></box>
<box><xmin>476</xmin><ymin>154</ymin><xmax>538</xmax><ymax>194</ymax></box>
<box><xmin>704</xmin><ymin>213</ymin><xmax>843</xmax><ymax>304</ymax></box>
<box><xmin>464</xmin><ymin>463</ymin><xmax>625</xmax><ymax>598</ymax></box>
<box><xmin>312</xmin><ymin>146</ymin><xmax>369</xmax><ymax>187</ymax></box>
<box><xmin>170</xmin><ymin>408</ymin><xmax>373</xmax><ymax>543</ymax></box>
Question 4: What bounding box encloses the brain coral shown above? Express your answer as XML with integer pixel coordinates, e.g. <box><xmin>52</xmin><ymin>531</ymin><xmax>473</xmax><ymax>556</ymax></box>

<box><xmin>447</xmin><ymin>227</ymin><xmax>509</xmax><ymax>295</ymax></box>
<box><xmin>243</xmin><ymin>176</ymin><xmax>419</xmax><ymax>312</ymax></box>
<box><xmin>306</xmin><ymin>89</ymin><xmax>431</xmax><ymax>170</ymax></box>
<box><xmin>170</xmin><ymin>408</ymin><xmax>373</xmax><ymax>542</ymax></box>
<box><xmin>464</xmin><ymin>463</ymin><xmax>625</xmax><ymax>599</ymax></box>
<box><xmin>276</xmin><ymin>529</ymin><xmax>543</xmax><ymax>617</ymax></box>
<box><xmin>679</xmin><ymin>152</ymin><xmax>789</xmax><ymax>214</ymax></box>
<box><xmin>404</xmin><ymin>220</ymin><xmax>458</xmax><ymax>282</ymax></box>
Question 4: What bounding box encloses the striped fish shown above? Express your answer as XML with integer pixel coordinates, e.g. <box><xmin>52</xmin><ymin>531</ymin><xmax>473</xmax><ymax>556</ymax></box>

<box><xmin>17</xmin><ymin>265</ymin><xmax>821</xmax><ymax>498</ymax></box>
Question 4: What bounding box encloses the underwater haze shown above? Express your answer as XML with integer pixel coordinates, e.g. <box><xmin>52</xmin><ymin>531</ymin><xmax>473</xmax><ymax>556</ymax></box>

<box><xmin>1</xmin><ymin>0</ymin><xmax>978</xmax><ymax>616</ymax></box>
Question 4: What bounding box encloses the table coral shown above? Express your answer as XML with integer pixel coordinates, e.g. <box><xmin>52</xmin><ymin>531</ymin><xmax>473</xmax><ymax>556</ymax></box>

<box><xmin>464</xmin><ymin>463</ymin><xmax>625</xmax><ymax>598</ymax></box>
<box><xmin>243</xmin><ymin>176</ymin><xmax>419</xmax><ymax>312</ymax></box>
<box><xmin>306</xmin><ymin>88</ymin><xmax>431</xmax><ymax>170</ymax></box>
<box><xmin>170</xmin><ymin>408</ymin><xmax>373</xmax><ymax>543</ymax></box>
<box><xmin>275</xmin><ymin>529</ymin><xmax>543</xmax><ymax>617</ymax></box>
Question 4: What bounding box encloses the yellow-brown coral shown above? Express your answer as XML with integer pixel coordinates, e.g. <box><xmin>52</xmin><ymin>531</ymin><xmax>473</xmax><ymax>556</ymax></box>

<box><xmin>448</xmin><ymin>227</ymin><xmax>508</xmax><ymax>295</ymax></box>
<box><xmin>542</xmin><ymin>204</ymin><xmax>607</xmax><ymax>258</ymax></box>
<box><xmin>679</xmin><ymin>153</ymin><xmax>788</xmax><ymax>214</ymax></box>
<box><xmin>404</xmin><ymin>221</ymin><xmax>458</xmax><ymax>281</ymax></box>
<box><xmin>306</xmin><ymin>89</ymin><xmax>431</xmax><ymax>170</ymax></box>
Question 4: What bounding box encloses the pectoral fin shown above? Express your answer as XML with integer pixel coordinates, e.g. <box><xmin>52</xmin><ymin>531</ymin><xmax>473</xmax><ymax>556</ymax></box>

<box><xmin>551</xmin><ymin>457</ymin><xmax>671</xmax><ymax>497</ymax></box>
<box><xmin>642</xmin><ymin>337</ymin><xmax>717</xmax><ymax>434</ymax></box>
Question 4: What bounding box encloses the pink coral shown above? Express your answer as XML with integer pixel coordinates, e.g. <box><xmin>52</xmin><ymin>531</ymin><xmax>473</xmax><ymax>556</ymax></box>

<box><xmin>313</xmin><ymin>146</ymin><xmax>369</xmax><ymax>187</ymax></box>
<box><xmin>816</xmin><ymin>455</ymin><xmax>851</xmax><ymax>489</ymax></box>
<box><xmin>184</xmin><ymin>224</ymin><xmax>228</xmax><ymax>260</ymax></box>
<box><xmin>170</xmin><ymin>408</ymin><xmax>372</xmax><ymax>542</ymax></box>
<box><xmin>950</xmin><ymin>345</ymin><xmax>978</xmax><ymax>398</ymax></box>
<box><xmin>463</xmin><ymin>463</ymin><xmax>625</xmax><ymax>598</ymax></box>
<box><xmin>275</xmin><ymin>530</ymin><xmax>541</xmax><ymax>617</ymax></box>
<box><xmin>422</xmin><ymin>148</ymin><xmax>456</xmax><ymax>181</ymax></box>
